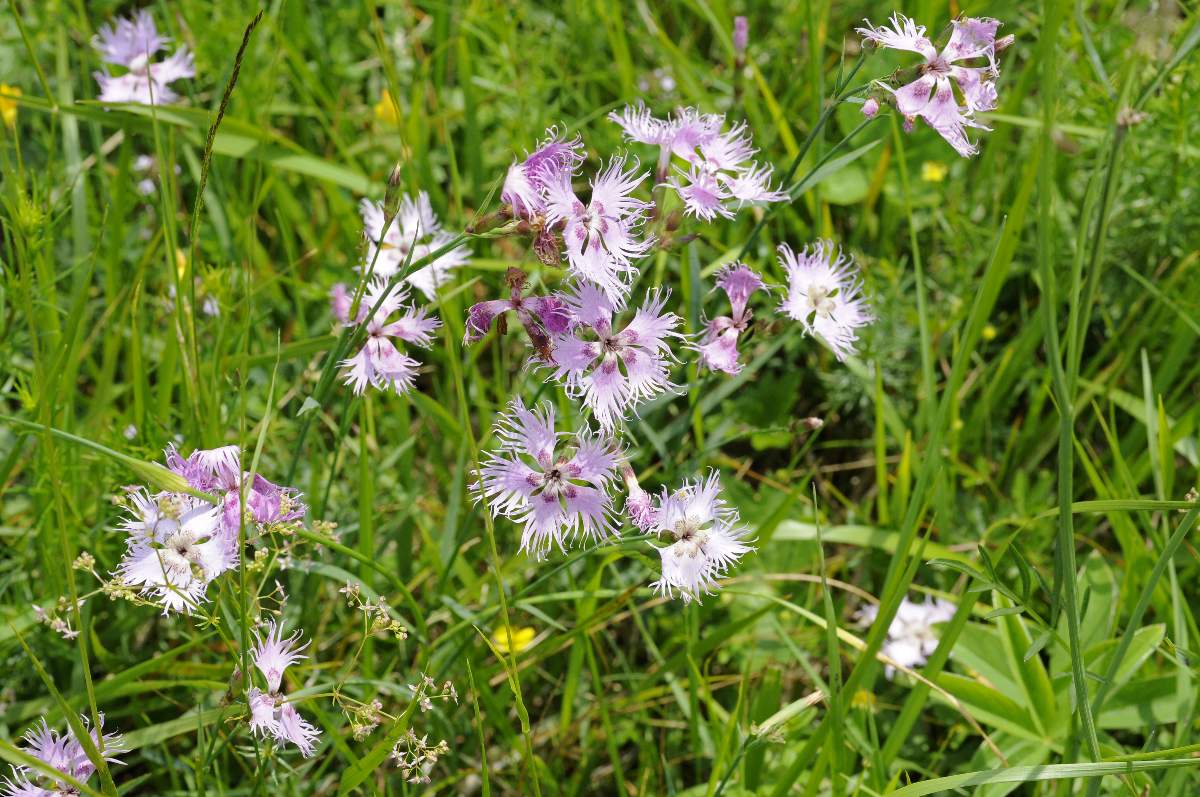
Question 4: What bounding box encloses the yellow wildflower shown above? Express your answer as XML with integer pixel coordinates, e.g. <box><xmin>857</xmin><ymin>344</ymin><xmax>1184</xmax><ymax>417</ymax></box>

<box><xmin>0</xmin><ymin>85</ymin><xmax>21</xmax><ymax>129</ymax></box>
<box><xmin>374</xmin><ymin>90</ymin><xmax>401</xmax><ymax>125</ymax></box>
<box><xmin>921</xmin><ymin>161</ymin><xmax>949</xmax><ymax>183</ymax></box>
<box><xmin>491</xmin><ymin>625</ymin><xmax>536</xmax><ymax>654</ymax></box>
<box><xmin>851</xmin><ymin>689</ymin><xmax>877</xmax><ymax>711</ymax></box>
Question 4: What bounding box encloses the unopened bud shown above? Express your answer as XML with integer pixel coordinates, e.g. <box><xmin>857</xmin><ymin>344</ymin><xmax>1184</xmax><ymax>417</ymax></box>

<box><xmin>384</xmin><ymin>163</ymin><xmax>404</xmax><ymax>218</ymax></box>
<box><xmin>994</xmin><ymin>34</ymin><xmax>1015</xmax><ymax>53</ymax></box>
<box><xmin>802</xmin><ymin>417</ymin><xmax>824</xmax><ymax>431</ymax></box>
<box><xmin>503</xmin><ymin>267</ymin><xmax>528</xmax><ymax>293</ymax></box>
<box><xmin>533</xmin><ymin>227</ymin><xmax>560</xmax><ymax>266</ymax></box>
<box><xmin>732</xmin><ymin>17</ymin><xmax>749</xmax><ymax>56</ymax></box>
<box><xmin>861</xmin><ymin>97</ymin><xmax>880</xmax><ymax>119</ymax></box>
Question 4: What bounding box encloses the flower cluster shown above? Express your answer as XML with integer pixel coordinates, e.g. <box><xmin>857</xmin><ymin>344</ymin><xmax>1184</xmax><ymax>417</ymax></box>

<box><xmin>339</xmin><ymin>581</ymin><xmax>409</xmax><ymax>640</ymax></box>
<box><xmin>460</xmin><ymin>76</ymin><xmax>888</xmax><ymax>598</ymax></box>
<box><xmin>610</xmin><ymin>104</ymin><xmax>787</xmax><ymax>219</ymax></box>
<box><xmin>857</xmin><ymin>596</ymin><xmax>956</xmax><ymax>679</ymax></box>
<box><xmin>93</xmin><ymin>10</ymin><xmax>193</xmax><ymax>105</ymax></box>
<box><xmin>247</xmin><ymin>621</ymin><xmax>322</xmax><ymax>757</ymax></box>
<box><xmin>857</xmin><ymin>14</ymin><xmax>1011</xmax><ymax>157</ymax></box>
<box><xmin>1</xmin><ymin>716</ymin><xmax>123</xmax><ymax>797</ymax></box>
<box><xmin>115</xmin><ymin>445</ymin><xmax>307</xmax><ymax>614</ymax></box>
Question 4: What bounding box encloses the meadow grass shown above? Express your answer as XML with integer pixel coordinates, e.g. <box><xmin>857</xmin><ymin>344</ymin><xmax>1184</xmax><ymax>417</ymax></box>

<box><xmin>1</xmin><ymin>1</ymin><xmax>1200</xmax><ymax>795</ymax></box>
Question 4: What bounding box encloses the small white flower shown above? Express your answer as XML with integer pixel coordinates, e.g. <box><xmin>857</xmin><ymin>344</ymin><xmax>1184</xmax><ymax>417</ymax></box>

<box><xmin>857</xmin><ymin>596</ymin><xmax>955</xmax><ymax>679</ymax></box>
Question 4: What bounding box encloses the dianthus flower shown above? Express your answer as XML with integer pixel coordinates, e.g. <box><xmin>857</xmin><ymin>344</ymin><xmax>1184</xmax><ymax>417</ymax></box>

<box><xmin>857</xmin><ymin>14</ymin><xmax>1008</xmax><ymax>157</ymax></box>
<box><xmin>1</xmin><ymin>715</ymin><xmax>123</xmax><ymax>797</ymax></box>
<box><xmin>164</xmin><ymin>444</ymin><xmax>307</xmax><ymax>535</ymax></box>
<box><xmin>464</xmin><ymin>267</ymin><xmax>570</xmax><ymax>361</ymax></box>
<box><xmin>473</xmin><ymin>399</ymin><xmax>620</xmax><ymax>558</ymax></box>
<box><xmin>359</xmin><ymin>194</ymin><xmax>471</xmax><ymax>300</ymax></box>
<box><xmin>857</xmin><ymin>596</ymin><xmax>956</xmax><ymax>679</ymax></box>
<box><xmin>543</xmin><ymin>283</ymin><xmax>683</xmax><ymax>432</ymax></box>
<box><xmin>115</xmin><ymin>488</ymin><xmax>235</xmax><ymax>614</ymax></box>
<box><xmin>648</xmin><ymin>470</ymin><xmax>754</xmax><ymax>602</ymax></box>
<box><xmin>695</xmin><ymin>263</ymin><xmax>766</xmax><ymax>374</ymax></box>
<box><xmin>777</xmin><ymin>241</ymin><xmax>872</xmax><ymax>360</ymax></box>
<box><xmin>609</xmin><ymin>104</ymin><xmax>786</xmax><ymax>220</ymax></box>
<box><xmin>246</xmin><ymin>621</ymin><xmax>321</xmax><ymax>757</ymax></box>
<box><xmin>92</xmin><ymin>10</ymin><xmax>194</xmax><ymax>105</ymax></box>
<box><xmin>620</xmin><ymin>464</ymin><xmax>657</xmax><ymax>531</ymax></box>
<box><xmin>542</xmin><ymin>157</ymin><xmax>654</xmax><ymax>305</ymax></box>
<box><xmin>501</xmin><ymin>127</ymin><xmax>586</xmax><ymax>219</ymax></box>
<box><xmin>331</xmin><ymin>278</ymin><xmax>441</xmax><ymax>395</ymax></box>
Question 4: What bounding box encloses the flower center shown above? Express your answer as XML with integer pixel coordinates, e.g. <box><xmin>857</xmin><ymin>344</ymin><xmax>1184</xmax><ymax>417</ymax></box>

<box><xmin>922</xmin><ymin>56</ymin><xmax>951</xmax><ymax>76</ymax></box>
<box><xmin>806</xmin><ymin>284</ymin><xmax>837</xmax><ymax>319</ymax></box>
<box><xmin>160</xmin><ymin>529</ymin><xmax>203</xmax><ymax>574</ymax></box>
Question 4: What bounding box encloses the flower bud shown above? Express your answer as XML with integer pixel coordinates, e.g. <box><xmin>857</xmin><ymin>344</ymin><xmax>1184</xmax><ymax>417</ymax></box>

<box><xmin>732</xmin><ymin>17</ymin><xmax>748</xmax><ymax>56</ymax></box>
<box><xmin>861</xmin><ymin>97</ymin><xmax>880</xmax><ymax>119</ymax></box>
<box><xmin>384</xmin><ymin>163</ymin><xmax>404</xmax><ymax>219</ymax></box>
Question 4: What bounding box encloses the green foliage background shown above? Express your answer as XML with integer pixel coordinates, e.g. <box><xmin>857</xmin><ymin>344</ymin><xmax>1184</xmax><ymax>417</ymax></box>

<box><xmin>1</xmin><ymin>0</ymin><xmax>1199</xmax><ymax>795</ymax></box>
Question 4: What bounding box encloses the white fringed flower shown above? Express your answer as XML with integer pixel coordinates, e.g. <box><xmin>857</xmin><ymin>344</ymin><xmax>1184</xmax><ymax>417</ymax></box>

<box><xmin>648</xmin><ymin>471</ymin><xmax>754</xmax><ymax>602</ymax></box>
<box><xmin>115</xmin><ymin>489</ymin><xmax>234</xmax><ymax>615</ymax></box>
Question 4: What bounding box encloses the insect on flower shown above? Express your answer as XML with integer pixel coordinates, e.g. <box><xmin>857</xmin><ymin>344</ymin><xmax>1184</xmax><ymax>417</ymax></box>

<box><xmin>648</xmin><ymin>470</ymin><xmax>754</xmax><ymax>602</ymax></box>
<box><xmin>543</xmin><ymin>282</ymin><xmax>684</xmax><ymax>432</ymax></box>
<box><xmin>857</xmin><ymin>14</ymin><xmax>1010</xmax><ymax>157</ymax></box>
<box><xmin>92</xmin><ymin>10</ymin><xmax>194</xmax><ymax>105</ymax></box>
<box><xmin>359</xmin><ymin>193</ymin><xmax>471</xmax><ymax>300</ymax></box>
<box><xmin>1</xmin><ymin>715</ymin><xmax>124</xmax><ymax>797</ymax></box>
<box><xmin>695</xmin><ymin>262</ymin><xmax>767</xmax><ymax>375</ymax></box>
<box><xmin>473</xmin><ymin>398</ymin><xmax>620</xmax><ymax>559</ymax></box>
<box><xmin>331</xmin><ymin>279</ymin><xmax>441</xmax><ymax>396</ymax></box>
<box><xmin>777</xmin><ymin>240</ymin><xmax>872</xmax><ymax>361</ymax></box>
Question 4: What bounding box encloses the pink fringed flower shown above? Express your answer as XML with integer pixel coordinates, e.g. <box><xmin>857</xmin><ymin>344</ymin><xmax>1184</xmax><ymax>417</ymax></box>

<box><xmin>542</xmin><ymin>157</ymin><xmax>654</xmax><ymax>305</ymax></box>
<box><xmin>92</xmin><ymin>10</ymin><xmax>194</xmax><ymax>105</ymax></box>
<box><xmin>777</xmin><ymin>241</ymin><xmax>872</xmax><ymax>360</ymax></box>
<box><xmin>246</xmin><ymin>622</ymin><xmax>321</xmax><ymax>757</ymax></box>
<box><xmin>2</xmin><ymin>716</ymin><xmax>124</xmax><ymax>797</ymax></box>
<box><xmin>648</xmin><ymin>470</ymin><xmax>754</xmax><ymax>602</ymax></box>
<box><xmin>359</xmin><ymin>194</ymin><xmax>471</xmax><ymax>299</ymax></box>
<box><xmin>695</xmin><ymin>263</ymin><xmax>766</xmax><ymax>375</ymax></box>
<box><xmin>165</xmin><ymin>444</ymin><xmax>307</xmax><ymax>535</ymax></box>
<box><xmin>609</xmin><ymin>104</ymin><xmax>787</xmax><ymax>220</ymax></box>
<box><xmin>464</xmin><ymin>267</ymin><xmax>570</xmax><ymax>361</ymax></box>
<box><xmin>501</xmin><ymin>127</ymin><xmax>586</xmax><ymax>219</ymax></box>
<box><xmin>252</xmin><ymin>620</ymin><xmax>310</xmax><ymax>693</ymax></box>
<box><xmin>115</xmin><ymin>489</ymin><xmax>235</xmax><ymax>615</ymax></box>
<box><xmin>332</xmin><ymin>279</ymin><xmax>441</xmax><ymax>396</ymax></box>
<box><xmin>857</xmin><ymin>14</ymin><xmax>1007</xmax><ymax>156</ymax></box>
<box><xmin>544</xmin><ymin>283</ymin><xmax>683</xmax><ymax>431</ymax></box>
<box><xmin>473</xmin><ymin>399</ymin><xmax>620</xmax><ymax>558</ymax></box>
